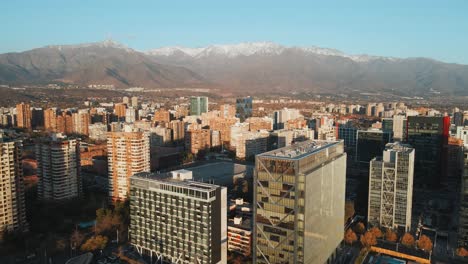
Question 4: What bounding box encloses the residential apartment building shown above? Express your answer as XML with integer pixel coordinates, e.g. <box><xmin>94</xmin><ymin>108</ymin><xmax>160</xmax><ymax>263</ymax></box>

<box><xmin>168</xmin><ymin>120</ymin><xmax>185</xmax><ymax>142</ymax></box>
<box><xmin>114</xmin><ymin>103</ymin><xmax>127</xmax><ymax>120</ymax></box>
<box><xmin>0</xmin><ymin>139</ymin><xmax>28</xmax><ymax>233</ymax></box>
<box><xmin>153</xmin><ymin>109</ymin><xmax>171</xmax><ymax>123</ymax></box>
<box><xmin>228</xmin><ymin>198</ymin><xmax>252</xmax><ymax>257</ymax></box>
<box><xmin>16</xmin><ymin>103</ymin><xmax>32</xmax><ymax>129</ymax></box>
<box><xmin>107</xmin><ymin>131</ymin><xmax>150</xmax><ymax>201</ymax></box>
<box><xmin>36</xmin><ymin>135</ymin><xmax>82</xmax><ymax>201</ymax></box>
<box><xmin>72</xmin><ymin>110</ymin><xmax>91</xmax><ymax>135</ymax></box>
<box><xmin>185</xmin><ymin>128</ymin><xmax>211</xmax><ymax>154</ymax></box>
<box><xmin>220</xmin><ymin>104</ymin><xmax>236</xmax><ymax>118</ymax></box>
<box><xmin>234</xmin><ymin>130</ymin><xmax>269</xmax><ymax>159</ymax></box>
<box><xmin>88</xmin><ymin>123</ymin><xmax>108</xmax><ymax>141</ymax></box>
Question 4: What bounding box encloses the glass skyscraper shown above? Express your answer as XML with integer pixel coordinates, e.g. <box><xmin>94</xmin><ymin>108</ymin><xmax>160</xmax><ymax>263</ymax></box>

<box><xmin>254</xmin><ymin>140</ymin><xmax>346</xmax><ymax>264</ymax></box>
<box><xmin>190</xmin><ymin>96</ymin><xmax>209</xmax><ymax>116</ymax></box>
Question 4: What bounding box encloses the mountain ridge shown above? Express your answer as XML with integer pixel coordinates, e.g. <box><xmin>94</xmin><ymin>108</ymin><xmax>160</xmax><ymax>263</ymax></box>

<box><xmin>0</xmin><ymin>41</ymin><xmax>467</xmax><ymax>96</ymax></box>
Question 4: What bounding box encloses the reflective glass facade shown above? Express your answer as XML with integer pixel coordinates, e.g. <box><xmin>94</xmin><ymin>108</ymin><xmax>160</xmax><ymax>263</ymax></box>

<box><xmin>254</xmin><ymin>140</ymin><xmax>346</xmax><ymax>264</ymax></box>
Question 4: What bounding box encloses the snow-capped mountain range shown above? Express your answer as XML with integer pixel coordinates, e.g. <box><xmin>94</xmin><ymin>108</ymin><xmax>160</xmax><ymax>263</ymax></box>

<box><xmin>146</xmin><ymin>42</ymin><xmax>398</xmax><ymax>62</ymax></box>
<box><xmin>1</xmin><ymin>40</ymin><xmax>467</xmax><ymax>96</ymax></box>
<box><xmin>46</xmin><ymin>40</ymin><xmax>135</xmax><ymax>53</ymax></box>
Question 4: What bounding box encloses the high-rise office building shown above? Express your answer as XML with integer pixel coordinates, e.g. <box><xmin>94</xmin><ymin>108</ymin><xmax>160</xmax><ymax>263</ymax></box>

<box><xmin>0</xmin><ymin>139</ymin><xmax>28</xmax><ymax>233</ymax></box>
<box><xmin>368</xmin><ymin>142</ymin><xmax>415</xmax><ymax>232</ymax></box>
<box><xmin>36</xmin><ymin>135</ymin><xmax>82</xmax><ymax>201</ymax></box>
<box><xmin>107</xmin><ymin>131</ymin><xmax>150</xmax><ymax>201</ymax></box>
<box><xmin>444</xmin><ymin>137</ymin><xmax>464</xmax><ymax>187</ymax></box>
<box><xmin>458</xmin><ymin>147</ymin><xmax>468</xmax><ymax>247</ymax></box>
<box><xmin>382</xmin><ymin>118</ymin><xmax>393</xmax><ymax>132</ymax></box>
<box><xmin>190</xmin><ymin>96</ymin><xmax>209</xmax><ymax>116</ymax></box>
<box><xmin>129</xmin><ymin>169</ymin><xmax>227</xmax><ymax>264</ymax></box>
<box><xmin>356</xmin><ymin>129</ymin><xmax>393</xmax><ymax>165</ymax></box>
<box><xmin>337</xmin><ymin>124</ymin><xmax>358</xmax><ymax>161</ymax></box>
<box><xmin>454</xmin><ymin>111</ymin><xmax>464</xmax><ymax>127</ymax></box>
<box><xmin>31</xmin><ymin>107</ymin><xmax>44</xmax><ymax>129</ymax></box>
<box><xmin>254</xmin><ymin>140</ymin><xmax>346</xmax><ymax>264</ymax></box>
<box><xmin>406</xmin><ymin>116</ymin><xmax>450</xmax><ymax>187</ymax></box>
<box><xmin>236</xmin><ymin>97</ymin><xmax>253</xmax><ymax>122</ymax></box>
<box><xmin>16</xmin><ymin>103</ymin><xmax>32</xmax><ymax>129</ymax></box>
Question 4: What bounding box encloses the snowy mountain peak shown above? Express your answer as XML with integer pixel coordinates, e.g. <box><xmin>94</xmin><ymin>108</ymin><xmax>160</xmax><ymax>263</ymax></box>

<box><xmin>146</xmin><ymin>42</ymin><xmax>284</xmax><ymax>58</ymax></box>
<box><xmin>199</xmin><ymin>42</ymin><xmax>285</xmax><ymax>58</ymax></box>
<box><xmin>146</xmin><ymin>42</ymin><xmax>400</xmax><ymax>62</ymax></box>
<box><xmin>46</xmin><ymin>40</ymin><xmax>135</xmax><ymax>52</ymax></box>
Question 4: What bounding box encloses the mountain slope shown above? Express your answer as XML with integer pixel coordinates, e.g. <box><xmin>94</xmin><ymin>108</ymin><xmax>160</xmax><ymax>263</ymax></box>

<box><xmin>1</xmin><ymin>41</ymin><xmax>468</xmax><ymax>96</ymax></box>
<box><xmin>0</xmin><ymin>40</ymin><xmax>207</xmax><ymax>88</ymax></box>
<box><xmin>147</xmin><ymin>42</ymin><xmax>468</xmax><ymax>95</ymax></box>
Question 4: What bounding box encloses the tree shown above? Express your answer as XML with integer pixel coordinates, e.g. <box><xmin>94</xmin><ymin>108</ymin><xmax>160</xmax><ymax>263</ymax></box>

<box><xmin>344</xmin><ymin>229</ymin><xmax>358</xmax><ymax>245</ymax></box>
<box><xmin>456</xmin><ymin>247</ymin><xmax>468</xmax><ymax>257</ymax></box>
<box><xmin>401</xmin><ymin>233</ymin><xmax>415</xmax><ymax>247</ymax></box>
<box><xmin>181</xmin><ymin>152</ymin><xmax>193</xmax><ymax>164</ymax></box>
<box><xmin>385</xmin><ymin>229</ymin><xmax>398</xmax><ymax>242</ymax></box>
<box><xmin>369</xmin><ymin>227</ymin><xmax>383</xmax><ymax>238</ymax></box>
<box><xmin>81</xmin><ymin>235</ymin><xmax>108</xmax><ymax>251</ymax></box>
<box><xmin>417</xmin><ymin>235</ymin><xmax>433</xmax><ymax>252</ymax></box>
<box><xmin>360</xmin><ymin>231</ymin><xmax>377</xmax><ymax>248</ymax></box>
<box><xmin>55</xmin><ymin>239</ymin><xmax>67</xmax><ymax>252</ymax></box>
<box><xmin>354</xmin><ymin>222</ymin><xmax>366</xmax><ymax>234</ymax></box>
<box><xmin>70</xmin><ymin>230</ymin><xmax>85</xmax><ymax>249</ymax></box>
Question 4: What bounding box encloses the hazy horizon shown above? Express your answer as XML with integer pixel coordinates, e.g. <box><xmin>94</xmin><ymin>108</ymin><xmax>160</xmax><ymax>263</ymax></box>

<box><xmin>1</xmin><ymin>1</ymin><xmax>468</xmax><ymax>64</ymax></box>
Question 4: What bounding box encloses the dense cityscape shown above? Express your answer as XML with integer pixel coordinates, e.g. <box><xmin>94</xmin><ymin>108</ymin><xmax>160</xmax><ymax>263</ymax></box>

<box><xmin>0</xmin><ymin>92</ymin><xmax>468</xmax><ymax>264</ymax></box>
<box><xmin>2</xmin><ymin>1</ymin><xmax>468</xmax><ymax>264</ymax></box>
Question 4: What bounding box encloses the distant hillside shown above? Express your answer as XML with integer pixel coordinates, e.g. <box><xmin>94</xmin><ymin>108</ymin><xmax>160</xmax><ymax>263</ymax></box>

<box><xmin>1</xmin><ymin>41</ymin><xmax>468</xmax><ymax>96</ymax></box>
<box><xmin>0</xmin><ymin>40</ymin><xmax>207</xmax><ymax>88</ymax></box>
<box><xmin>147</xmin><ymin>42</ymin><xmax>468</xmax><ymax>96</ymax></box>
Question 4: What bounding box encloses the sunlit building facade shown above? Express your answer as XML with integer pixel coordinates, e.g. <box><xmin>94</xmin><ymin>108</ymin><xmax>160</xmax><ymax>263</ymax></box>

<box><xmin>254</xmin><ymin>140</ymin><xmax>346</xmax><ymax>264</ymax></box>
<box><xmin>368</xmin><ymin>142</ymin><xmax>415</xmax><ymax>232</ymax></box>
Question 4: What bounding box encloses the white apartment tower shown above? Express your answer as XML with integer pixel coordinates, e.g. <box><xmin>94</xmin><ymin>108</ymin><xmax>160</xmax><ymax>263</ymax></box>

<box><xmin>0</xmin><ymin>139</ymin><xmax>28</xmax><ymax>233</ymax></box>
<box><xmin>368</xmin><ymin>142</ymin><xmax>415</xmax><ymax>232</ymax></box>
<box><xmin>107</xmin><ymin>131</ymin><xmax>150</xmax><ymax>201</ymax></box>
<box><xmin>36</xmin><ymin>136</ymin><xmax>82</xmax><ymax>201</ymax></box>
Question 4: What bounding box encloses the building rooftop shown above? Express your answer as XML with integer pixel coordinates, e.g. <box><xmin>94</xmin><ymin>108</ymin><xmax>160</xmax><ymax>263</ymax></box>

<box><xmin>258</xmin><ymin>140</ymin><xmax>341</xmax><ymax>160</ymax></box>
<box><xmin>384</xmin><ymin>142</ymin><xmax>414</xmax><ymax>154</ymax></box>
<box><xmin>228</xmin><ymin>216</ymin><xmax>252</xmax><ymax>231</ymax></box>
<box><xmin>132</xmin><ymin>171</ymin><xmax>220</xmax><ymax>192</ymax></box>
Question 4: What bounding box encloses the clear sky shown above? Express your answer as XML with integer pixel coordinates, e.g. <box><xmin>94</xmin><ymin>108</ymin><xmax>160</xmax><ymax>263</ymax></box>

<box><xmin>2</xmin><ymin>0</ymin><xmax>468</xmax><ymax>64</ymax></box>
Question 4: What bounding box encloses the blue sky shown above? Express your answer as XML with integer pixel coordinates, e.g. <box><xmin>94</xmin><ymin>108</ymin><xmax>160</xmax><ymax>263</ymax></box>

<box><xmin>2</xmin><ymin>0</ymin><xmax>468</xmax><ymax>64</ymax></box>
